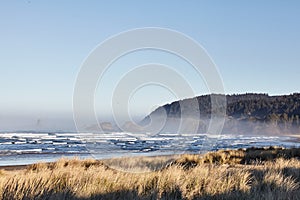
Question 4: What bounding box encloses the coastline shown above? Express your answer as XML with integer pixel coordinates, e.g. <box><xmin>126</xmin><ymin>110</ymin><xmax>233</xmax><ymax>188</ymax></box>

<box><xmin>0</xmin><ymin>165</ymin><xmax>27</xmax><ymax>171</ymax></box>
<box><xmin>1</xmin><ymin>145</ymin><xmax>300</xmax><ymax>172</ymax></box>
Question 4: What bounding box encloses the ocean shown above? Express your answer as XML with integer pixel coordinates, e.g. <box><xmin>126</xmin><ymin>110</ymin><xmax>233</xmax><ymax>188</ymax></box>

<box><xmin>0</xmin><ymin>131</ymin><xmax>299</xmax><ymax>166</ymax></box>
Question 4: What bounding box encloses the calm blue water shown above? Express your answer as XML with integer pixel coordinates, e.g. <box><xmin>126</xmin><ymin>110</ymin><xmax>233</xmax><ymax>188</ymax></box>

<box><xmin>0</xmin><ymin>131</ymin><xmax>299</xmax><ymax>166</ymax></box>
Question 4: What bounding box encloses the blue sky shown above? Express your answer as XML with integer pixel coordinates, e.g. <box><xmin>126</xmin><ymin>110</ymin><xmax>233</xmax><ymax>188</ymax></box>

<box><xmin>0</xmin><ymin>0</ymin><xmax>300</xmax><ymax>130</ymax></box>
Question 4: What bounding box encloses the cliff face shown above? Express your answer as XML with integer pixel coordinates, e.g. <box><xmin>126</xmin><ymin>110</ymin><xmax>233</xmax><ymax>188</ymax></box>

<box><xmin>141</xmin><ymin>93</ymin><xmax>300</xmax><ymax>135</ymax></box>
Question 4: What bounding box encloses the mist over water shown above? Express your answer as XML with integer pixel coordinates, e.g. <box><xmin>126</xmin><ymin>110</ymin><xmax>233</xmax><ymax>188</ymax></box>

<box><xmin>1</xmin><ymin>93</ymin><xmax>300</xmax><ymax>166</ymax></box>
<box><xmin>1</xmin><ymin>110</ymin><xmax>299</xmax><ymax>166</ymax></box>
<box><xmin>0</xmin><ymin>114</ymin><xmax>76</xmax><ymax>132</ymax></box>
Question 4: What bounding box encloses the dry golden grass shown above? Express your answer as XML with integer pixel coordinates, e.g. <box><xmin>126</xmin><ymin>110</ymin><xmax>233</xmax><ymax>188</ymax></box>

<box><xmin>0</xmin><ymin>147</ymin><xmax>300</xmax><ymax>199</ymax></box>
<box><xmin>102</xmin><ymin>154</ymin><xmax>179</xmax><ymax>172</ymax></box>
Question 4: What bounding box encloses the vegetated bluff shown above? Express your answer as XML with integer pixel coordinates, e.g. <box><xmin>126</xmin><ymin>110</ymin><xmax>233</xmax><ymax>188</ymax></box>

<box><xmin>142</xmin><ymin>93</ymin><xmax>300</xmax><ymax>135</ymax></box>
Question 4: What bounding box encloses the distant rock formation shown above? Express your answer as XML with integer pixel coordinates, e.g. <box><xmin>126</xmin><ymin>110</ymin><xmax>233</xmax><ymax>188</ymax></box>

<box><xmin>85</xmin><ymin>122</ymin><xmax>121</xmax><ymax>132</ymax></box>
<box><xmin>141</xmin><ymin>93</ymin><xmax>300</xmax><ymax>135</ymax></box>
<box><xmin>121</xmin><ymin>121</ymin><xmax>143</xmax><ymax>132</ymax></box>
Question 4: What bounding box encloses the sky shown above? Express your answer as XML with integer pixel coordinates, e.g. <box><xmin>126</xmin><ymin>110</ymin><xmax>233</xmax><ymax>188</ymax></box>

<box><xmin>0</xmin><ymin>0</ymin><xmax>300</xmax><ymax>130</ymax></box>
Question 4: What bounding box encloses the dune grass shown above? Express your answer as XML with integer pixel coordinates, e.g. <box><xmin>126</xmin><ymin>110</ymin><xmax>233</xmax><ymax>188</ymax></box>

<box><xmin>0</xmin><ymin>147</ymin><xmax>300</xmax><ymax>199</ymax></box>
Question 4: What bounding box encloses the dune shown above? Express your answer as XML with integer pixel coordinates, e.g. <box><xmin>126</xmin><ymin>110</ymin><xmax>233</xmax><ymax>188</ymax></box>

<box><xmin>0</xmin><ymin>147</ymin><xmax>300</xmax><ymax>199</ymax></box>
